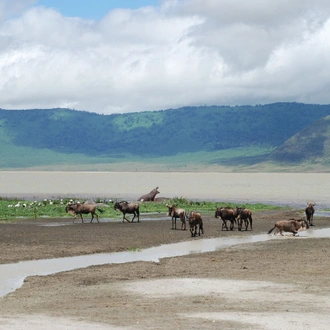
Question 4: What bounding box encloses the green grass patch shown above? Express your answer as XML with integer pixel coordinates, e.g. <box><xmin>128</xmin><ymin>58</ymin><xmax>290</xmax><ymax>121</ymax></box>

<box><xmin>0</xmin><ymin>197</ymin><xmax>287</xmax><ymax>221</ymax></box>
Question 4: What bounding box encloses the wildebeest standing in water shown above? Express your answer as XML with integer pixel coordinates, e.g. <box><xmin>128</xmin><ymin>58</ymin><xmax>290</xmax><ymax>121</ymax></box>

<box><xmin>188</xmin><ymin>211</ymin><xmax>204</xmax><ymax>237</ymax></box>
<box><xmin>114</xmin><ymin>201</ymin><xmax>140</xmax><ymax>223</ymax></box>
<box><xmin>65</xmin><ymin>202</ymin><xmax>108</xmax><ymax>223</ymax></box>
<box><xmin>166</xmin><ymin>204</ymin><xmax>187</xmax><ymax>230</ymax></box>
<box><xmin>305</xmin><ymin>202</ymin><xmax>315</xmax><ymax>226</ymax></box>
<box><xmin>138</xmin><ymin>187</ymin><xmax>160</xmax><ymax>201</ymax></box>
<box><xmin>268</xmin><ymin>219</ymin><xmax>309</xmax><ymax>236</ymax></box>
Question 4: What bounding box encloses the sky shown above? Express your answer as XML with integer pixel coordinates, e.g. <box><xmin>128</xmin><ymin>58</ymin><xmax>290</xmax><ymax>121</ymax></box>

<box><xmin>1</xmin><ymin>0</ymin><xmax>330</xmax><ymax>114</ymax></box>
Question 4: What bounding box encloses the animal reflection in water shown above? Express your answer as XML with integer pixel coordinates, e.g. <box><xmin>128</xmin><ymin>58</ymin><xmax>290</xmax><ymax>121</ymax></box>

<box><xmin>268</xmin><ymin>219</ymin><xmax>309</xmax><ymax>236</ymax></box>
<box><xmin>65</xmin><ymin>202</ymin><xmax>109</xmax><ymax>223</ymax></box>
<box><xmin>114</xmin><ymin>201</ymin><xmax>140</xmax><ymax>223</ymax></box>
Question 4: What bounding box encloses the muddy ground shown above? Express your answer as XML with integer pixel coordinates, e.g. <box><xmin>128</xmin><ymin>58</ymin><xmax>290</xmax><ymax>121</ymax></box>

<box><xmin>0</xmin><ymin>209</ymin><xmax>330</xmax><ymax>329</ymax></box>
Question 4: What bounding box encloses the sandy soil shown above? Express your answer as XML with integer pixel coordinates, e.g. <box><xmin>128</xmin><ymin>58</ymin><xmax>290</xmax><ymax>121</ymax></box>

<box><xmin>0</xmin><ymin>209</ymin><xmax>330</xmax><ymax>329</ymax></box>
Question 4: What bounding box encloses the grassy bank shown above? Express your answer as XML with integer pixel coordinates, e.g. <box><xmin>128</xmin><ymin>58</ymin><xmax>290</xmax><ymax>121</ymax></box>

<box><xmin>0</xmin><ymin>197</ymin><xmax>286</xmax><ymax>221</ymax></box>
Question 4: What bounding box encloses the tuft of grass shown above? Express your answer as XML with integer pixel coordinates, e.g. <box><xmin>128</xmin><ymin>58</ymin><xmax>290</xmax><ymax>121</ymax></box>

<box><xmin>127</xmin><ymin>247</ymin><xmax>142</xmax><ymax>252</ymax></box>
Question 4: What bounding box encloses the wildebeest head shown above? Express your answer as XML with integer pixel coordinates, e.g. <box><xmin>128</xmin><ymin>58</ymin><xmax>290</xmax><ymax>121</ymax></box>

<box><xmin>114</xmin><ymin>201</ymin><xmax>127</xmax><ymax>211</ymax></box>
<box><xmin>65</xmin><ymin>203</ymin><xmax>77</xmax><ymax>214</ymax></box>
<box><xmin>299</xmin><ymin>219</ymin><xmax>309</xmax><ymax>230</ymax></box>
<box><xmin>166</xmin><ymin>204</ymin><xmax>173</xmax><ymax>216</ymax></box>
<box><xmin>153</xmin><ymin>187</ymin><xmax>160</xmax><ymax>194</ymax></box>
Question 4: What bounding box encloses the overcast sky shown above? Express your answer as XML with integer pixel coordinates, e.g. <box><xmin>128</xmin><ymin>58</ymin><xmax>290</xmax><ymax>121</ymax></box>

<box><xmin>1</xmin><ymin>0</ymin><xmax>330</xmax><ymax>114</ymax></box>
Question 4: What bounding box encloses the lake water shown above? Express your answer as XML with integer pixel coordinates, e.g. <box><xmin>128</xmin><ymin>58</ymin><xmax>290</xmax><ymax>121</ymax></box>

<box><xmin>0</xmin><ymin>171</ymin><xmax>328</xmax><ymax>208</ymax></box>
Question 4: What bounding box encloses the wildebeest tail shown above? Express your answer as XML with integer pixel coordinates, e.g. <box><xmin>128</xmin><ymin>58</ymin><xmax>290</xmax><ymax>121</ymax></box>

<box><xmin>268</xmin><ymin>226</ymin><xmax>275</xmax><ymax>235</ymax></box>
<box><xmin>97</xmin><ymin>208</ymin><xmax>104</xmax><ymax>213</ymax></box>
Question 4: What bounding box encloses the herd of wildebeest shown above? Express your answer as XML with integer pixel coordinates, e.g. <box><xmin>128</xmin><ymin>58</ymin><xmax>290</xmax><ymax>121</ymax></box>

<box><xmin>65</xmin><ymin>186</ymin><xmax>316</xmax><ymax>237</ymax></box>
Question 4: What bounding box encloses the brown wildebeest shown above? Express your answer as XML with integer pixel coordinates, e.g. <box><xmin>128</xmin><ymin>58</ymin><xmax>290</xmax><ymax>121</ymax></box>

<box><xmin>114</xmin><ymin>201</ymin><xmax>140</xmax><ymax>223</ymax></box>
<box><xmin>188</xmin><ymin>211</ymin><xmax>204</xmax><ymax>237</ymax></box>
<box><xmin>268</xmin><ymin>219</ymin><xmax>309</xmax><ymax>236</ymax></box>
<box><xmin>305</xmin><ymin>202</ymin><xmax>315</xmax><ymax>226</ymax></box>
<box><xmin>138</xmin><ymin>187</ymin><xmax>160</xmax><ymax>201</ymax></box>
<box><xmin>237</xmin><ymin>208</ymin><xmax>253</xmax><ymax>231</ymax></box>
<box><xmin>214</xmin><ymin>207</ymin><xmax>238</xmax><ymax>231</ymax></box>
<box><xmin>65</xmin><ymin>202</ymin><xmax>108</xmax><ymax>223</ymax></box>
<box><xmin>166</xmin><ymin>204</ymin><xmax>187</xmax><ymax>230</ymax></box>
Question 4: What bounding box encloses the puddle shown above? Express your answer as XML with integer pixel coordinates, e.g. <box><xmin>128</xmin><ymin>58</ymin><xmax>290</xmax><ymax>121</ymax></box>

<box><xmin>301</xmin><ymin>227</ymin><xmax>330</xmax><ymax>238</ymax></box>
<box><xmin>315</xmin><ymin>211</ymin><xmax>330</xmax><ymax>217</ymax></box>
<box><xmin>0</xmin><ymin>228</ymin><xmax>329</xmax><ymax>298</ymax></box>
<box><xmin>39</xmin><ymin>223</ymin><xmax>72</xmax><ymax>227</ymax></box>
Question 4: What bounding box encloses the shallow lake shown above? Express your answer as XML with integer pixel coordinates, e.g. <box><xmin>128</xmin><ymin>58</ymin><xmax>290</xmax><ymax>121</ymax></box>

<box><xmin>0</xmin><ymin>171</ymin><xmax>328</xmax><ymax>208</ymax></box>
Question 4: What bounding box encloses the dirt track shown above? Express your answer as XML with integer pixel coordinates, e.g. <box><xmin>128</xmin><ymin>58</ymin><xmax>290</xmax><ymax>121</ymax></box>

<box><xmin>0</xmin><ymin>210</ymin><xmax>330</xmax><ymax>329</ymax></box>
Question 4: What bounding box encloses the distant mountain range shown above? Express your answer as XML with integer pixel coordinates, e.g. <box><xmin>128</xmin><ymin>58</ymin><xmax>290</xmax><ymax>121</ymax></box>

<box><xmin>1</xmin><ymin>102</ymin><xmax>330</xmax><ymax>171</ymax></box>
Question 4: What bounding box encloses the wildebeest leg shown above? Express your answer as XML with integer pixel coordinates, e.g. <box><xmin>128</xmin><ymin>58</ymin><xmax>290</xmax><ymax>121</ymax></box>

<box><xmin>80</xmin><ymin>214</ymin><xmax>84</xmax><ymax>223</ymax></box>
<box><xmin>122</xmin><ymin>213</ymin><xmax>130</xmax><ymax>223</ymax></box>
<box><xmin>222</xmin><ymin>219</ymin><xmax>228</xmax><ymax>231</ymax></box>
<box><xmin>131</xmin><ymin>213</ymin><xmax>136</xmax><ymax>223</ymax></box>
<box><xmin>230</xmin><ymin>220</ymin><xmax>234</xmax><ymax>231</ymax></box>
<box><xmin>194</xmin><ymin>225</ymin><xmax>198</xmax><ymax>236</ymax></box>
<box><xmin>244</xmin><ymin>219</ymin><xmax>248</xmax><ymax>231</ymax></box>
<box><xmin>172</xmin><ymin>217</ymin><xmax>176</xmax><ymax>230</ymax></box>
<box><xmin>181</xmin><ymin>216</ymin><xmax>186</xmax><ymax>230</ymax></box>
<box><xmin>90</xmin><ymin>212</ymin><xmax>99</xmax><ymax>223</ymax></box>
<box><xmin>190</xmin><ymin>226</ymin><xmax>194</xmax><ymax>237</ymax></box>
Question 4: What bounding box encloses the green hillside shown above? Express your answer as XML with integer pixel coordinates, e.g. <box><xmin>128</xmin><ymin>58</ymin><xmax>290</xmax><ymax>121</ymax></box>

<box><xmin>269</xmin><ymin>115</ymin><xmax>330</xmax><ymax>164</ymax></box>
<box><xmin>1</xmin><ymin>102</ymin><xmax>330</xmax><ymax>171</ymax></box>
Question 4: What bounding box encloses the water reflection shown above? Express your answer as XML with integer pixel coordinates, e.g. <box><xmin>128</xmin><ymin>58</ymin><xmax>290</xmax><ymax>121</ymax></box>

<box><xmin>0</xmin><ymin>228</ymin><xmax>329</xmax><ymax>298</ymax></box>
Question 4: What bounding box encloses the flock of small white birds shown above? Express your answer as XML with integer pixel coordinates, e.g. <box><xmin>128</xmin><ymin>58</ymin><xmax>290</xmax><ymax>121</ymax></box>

<box><xmin>7</xmin><ymin>198</ymin><xmax>71</xmax><ymax>208</ymax></box>
<box><xmin>7</xmin><ymin>198</ymin><xmax>113</xmax><ymax>208</ymax></box>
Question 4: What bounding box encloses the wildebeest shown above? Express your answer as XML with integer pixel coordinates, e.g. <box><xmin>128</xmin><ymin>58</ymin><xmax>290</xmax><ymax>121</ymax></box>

<box><xmin>138</xmin><ymin>187</ymin><xmax>160</xmax><ymax>201</ymax></box>
<box><xmin>65</xmin><ymin>202</ymin><xmax>108</xmax><ymax>223</ymax></box>
<box><xmin>237</xmin><ymin>208</ymin><xmax>253</xmax><ymax>231</ymax></box>
<box><xmin>214</xmin><ymin>207</ymin><xmax>238</xmax><ymax>231</ymax></box>
<box><xmin>188</xmin><ymin>211</ymin><xmax>204</xmax><ymax>237</ymax></box>
<box><xmin>114</xmin><ymin>201</ymin><xmax>140</xmax><ymax>223</ymax></box>
<box><xmin>268</xmin><ymin>219</ymin><xmax>309</xmax><ymax>236</ymax></box>
<box><xmin>305</xmin><ymin>202</ymin><xmax>315</xmax><ymax>226</ymax></box>
<box><xmin>166</xmin><ymin>204</ymin><xmax>187</xmax><ymax>230</ymax></box>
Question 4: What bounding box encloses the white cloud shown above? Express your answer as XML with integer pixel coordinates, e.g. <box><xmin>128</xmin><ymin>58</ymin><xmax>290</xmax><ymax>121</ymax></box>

<box><xmin>0</xmin><ymin>0</ymin><xmax>36</xmax><ymax>21</ymax></box>
<box><xmin>1</xmin><ymin>0</ymin><xmax>330</xmax><ymax>114</ymax></box>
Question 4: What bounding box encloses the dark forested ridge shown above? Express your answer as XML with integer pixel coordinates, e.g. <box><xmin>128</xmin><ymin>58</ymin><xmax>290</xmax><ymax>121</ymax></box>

<box><xmin>1</xmin><ymin>102</ymin><xmax>330</xmax><ymax>169</ymax></box>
